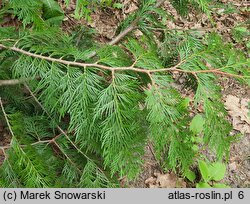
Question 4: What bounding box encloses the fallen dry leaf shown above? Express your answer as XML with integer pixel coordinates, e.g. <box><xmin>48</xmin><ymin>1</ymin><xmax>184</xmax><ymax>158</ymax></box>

<box><xmin>88</xmin><ymin>10</ymin><xmax>118</xmax><ymax>39</ymax></box>
<box><xmin>123</xmin><ymin>0</ymin><xmax>138</xmax><ymax>14</ymax></box>
<box><xmin>224</xmin><ymin>95</ymin><xmax>250</xmax><ymax>134</ymax></box>
<box><xmin>145</xmin><ymin>177</ymin><xmax>158</xmax><ymax>188</ymax></box>
<box><xmin>155</xmin><ymin>172</ymin><xmax>177</xmax><ymax>188</ymax></box>
<box><xmin>145</xmin><ymin>172</ymin><xmax>186</xmax><ymax>188</ymax></box>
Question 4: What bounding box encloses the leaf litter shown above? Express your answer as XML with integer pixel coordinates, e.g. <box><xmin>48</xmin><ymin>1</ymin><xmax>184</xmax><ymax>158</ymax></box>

<box><xmin>225</xmin><ymin>95</ymin><xmax>250</xmax><ymax>134</ymax></box>
<box><xmin>145</xmin><ymin>172</ymin><xmax>186</xmax><ymax>188</ymax></box>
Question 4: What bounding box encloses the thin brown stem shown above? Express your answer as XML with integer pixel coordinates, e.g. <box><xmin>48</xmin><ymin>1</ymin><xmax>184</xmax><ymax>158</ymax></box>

<box><xmin>0</xmin><ymin>79</ymin><xmax>29</xmax><ymax>86</ymax></box>
<box><xmin>53</xmin><ymin>140</ymin><xmax>82</xmax><ymax>173</ymax></box>
<box><xmin>0</xmin><ymin>96</ymin><xmax>81</xmax><ymax>173</ymax></box>
<box><xmin>109</xmin><ymin>22</ymin><xmax>138</xmax><ymax>46</ymax></box>
<box><xmin>109</xmin><ymin>0</ymin><xmax>166</xmax><ymax>45</ymax></box>
<box><xmin>86</xmin><ymin>0</ymin><xmax>166</xmax><ymax>58</ymax></box>
<box><xmin>0</xmin><ymin>129</ymin><xmax>64</xmax><ymax>150</ymax></box>
<box><xmin>195</xmin><ymin>69</ymin><xmax>245</xmax><ymax>78</ymax></box>
<box><xmin>0</xmin><ymin>98</ymin><xmax>15</xmax><ymax>138</ymax></box>
<box><xmin>0</xmin><ymin>139</ymin><xmax>53</xmax><ymax>150</ymax></box>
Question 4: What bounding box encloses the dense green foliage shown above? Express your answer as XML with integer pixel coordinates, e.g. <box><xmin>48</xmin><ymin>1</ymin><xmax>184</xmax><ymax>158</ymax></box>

<box><xmin>0</xmin><ymin>0</ymin><xmax>249</xmax><ymax>187</ymax></box>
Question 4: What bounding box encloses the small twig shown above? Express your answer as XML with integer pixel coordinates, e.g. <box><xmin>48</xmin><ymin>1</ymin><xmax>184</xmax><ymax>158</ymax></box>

<box><xmin>145</xmin><ymin>26</ymin><xmax>228</xmax><ymax>32</ymax></box>
<box><xmin>0</xmin><ymin>140</ymin><xmax>51</xmax><ymax>150</ymax></box>
<box><xmin>53</xmin><ymin>140</ymin><xmax>82</xmax><ymax>173</ymax></box>
<box><xmin>0</xmin><ymin>98</ymin><xmax>15</xmax><ymax>138</ymax></box>
<box><xmin>192</xmin><ymin>72</ymin><xmax>200</xmax><ymax>83</ymax></box>
<box><xmin>0</xmin><ymin>132</ymin><xmax>63</xmax><ymax>150</ymax></box>
<box><xmin>0</xmin><ymin>98</ymin><xmax>15</xmax><ymax>162</ymax></box>
<box><xmin>0</xmin><ymin>79</ymin><xmax>28</xmax><ymax>86</ymax></box>
<box><xmin>234</xmin><ymin>3</ymin><xmax>250</xmax><ymax>7</ymax></box>
<box><xmin>130</xmin><ymin>58</ymin><xmax>138</xmax><ymax>68</ymax></box>
<box><xmin>147</xmin><ymin>71</ymin><xmax>156</xmax><ymax>86</ymax></box>
<box><xmin>0</xmin><ymin>96</ymin><xmax>80</xmax><ymax>173</ymax></box>
<box><xmin>177</xmin><ymin>68</ymin><xmax>246</xmax><ymax>78</ymax></box>
<box><xmin>109</xmin><ymin>21</ymin><xmax>138</xmax><ymax>46</ymax></box>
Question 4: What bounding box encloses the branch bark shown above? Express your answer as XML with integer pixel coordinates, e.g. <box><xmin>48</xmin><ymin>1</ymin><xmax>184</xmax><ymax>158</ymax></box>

<box><xmin>86</xmin><ymin>0</ymin><xmax>166</xmax><ymax>58</ymax></box>
<box><xmin>109</xmin><ymin>0</ymin><xmax>166</xmax><ymax>45</ymax></box>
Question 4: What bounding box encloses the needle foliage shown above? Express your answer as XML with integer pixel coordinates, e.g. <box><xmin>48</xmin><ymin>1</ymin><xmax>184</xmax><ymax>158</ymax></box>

<box><xmin>0</xmin><ymin>0</ymin><xmax>249</xmax><ymax>187</ymax></box>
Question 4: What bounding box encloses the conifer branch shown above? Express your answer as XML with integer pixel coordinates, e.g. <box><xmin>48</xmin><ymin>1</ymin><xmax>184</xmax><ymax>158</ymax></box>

<box><xmin>0</xmin><ymin>112</ymin><xmax>81</xmax><ymax>177</ymax></box>
<box><xmin>24</xmin><ymin>84</ymin><xmax>108</xmax><ymax>177</ymax></box>
<box><xmin>0</xmin><ymin>98</ymin><xmax>54</xmax><ymax>186</ymax></box>
<box><xmin>2</xmin><ymin>0</ymin><xmax>247</xmax><ymax>187</ymax></box>
<box><xmin>0</xmin><ymin>44</ymin><xmax>246</xmax><ymax>79</ymax></box>
<box><xmin>1</xmin><ymin>96</ymin><xmax>76</xmax><ymax>171</ymax></box>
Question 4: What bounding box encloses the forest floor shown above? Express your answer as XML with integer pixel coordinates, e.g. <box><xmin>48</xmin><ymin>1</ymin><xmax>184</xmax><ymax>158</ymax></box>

<box><xmin>0</xmin><ymin>0</ymin><xmax>249</xmax><ymax>188</ymax></box>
